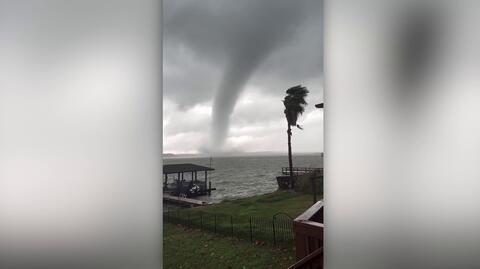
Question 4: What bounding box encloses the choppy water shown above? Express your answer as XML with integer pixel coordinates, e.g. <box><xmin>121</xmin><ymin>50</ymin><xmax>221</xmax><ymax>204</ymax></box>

<box><xmin>163</xmin><ymin>154</ymin><xmax>323</xmax><ymax>202</ymax></box>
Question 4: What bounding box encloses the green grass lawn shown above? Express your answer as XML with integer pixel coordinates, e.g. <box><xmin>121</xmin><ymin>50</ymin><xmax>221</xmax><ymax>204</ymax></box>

<box><xmin>186</xmin><ymin>190</ymin><xmax>319</xmax><ymax>218</ymax></box>
<box><xmin>164</xmin><ymin>190</ymin><xmax>322</xmax><ymax>268</ymax></box>
<box><xmin>163</xmin><ymin>223</ymin><xmax>295</xmax><ymax>269</ymax></box>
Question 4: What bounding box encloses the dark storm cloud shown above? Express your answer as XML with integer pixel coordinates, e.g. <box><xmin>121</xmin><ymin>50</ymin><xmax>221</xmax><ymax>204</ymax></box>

<box><xmin>164</xmin><ymin>0</ymin><xmax>323</xmax><ymax>152</ymax></box>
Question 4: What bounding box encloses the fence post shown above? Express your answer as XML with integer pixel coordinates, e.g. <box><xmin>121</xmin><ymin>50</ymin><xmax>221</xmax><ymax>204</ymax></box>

<box><xmin>230</xmin><ymin>216</ymin><xmax>234</xmax><ymax>236</ymax></box>
<box><xmin>249</xmin><ymin>217</ymin><xmax>253</xmax><ymax>243</ymax></box>
<box><xmin>272</xmin><ymin>217</ymin><xmax>276</xmax><ymax>245</ymax></box>
<box><xmin>214</xmin><ymin>214</ymin><xmax>217</xmax><ymax>233</ymax></box>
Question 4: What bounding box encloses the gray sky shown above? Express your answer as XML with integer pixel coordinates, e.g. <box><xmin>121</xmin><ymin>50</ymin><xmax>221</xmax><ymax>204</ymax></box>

<box><xmin>163</xmin><ymin>0</ymin><xmax>323</xmax><ymax>154</ymax></box>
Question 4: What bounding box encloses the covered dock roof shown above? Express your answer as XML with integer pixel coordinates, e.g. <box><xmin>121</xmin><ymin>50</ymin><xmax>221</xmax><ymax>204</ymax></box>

<box><xmin>163</xmin><ymin>163</ymin><xmax>214</xmax><ymax>175</ymax></box>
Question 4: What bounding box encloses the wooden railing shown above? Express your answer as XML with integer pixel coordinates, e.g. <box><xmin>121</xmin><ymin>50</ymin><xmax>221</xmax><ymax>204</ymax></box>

<box><xmin>288</xmin><ymin>247</ymin><xmax>323</xmax><ymax>269</ymax></box>
<box><xmin>288</xmin><ymin>201</ymin><xmax>324</xmax><ymax>269</ymax></box>
<box><xmin>282</xmin><ymin>167</ymin><xmax>323</xmax><ymax>176</ymax></box>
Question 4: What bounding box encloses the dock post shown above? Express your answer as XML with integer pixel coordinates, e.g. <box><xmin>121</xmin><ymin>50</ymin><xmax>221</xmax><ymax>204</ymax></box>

<box><xmin>204</xmin><ymin>170</ymin><xmax>207</xmax><ymax>193</ymax></box>
<box><xmin>177</xmin><ymin>172</ymin><xmax>181</xmax><ymax>197</ymax></box>
<box><xmin>208</xmin><ymin>182</ymin><xmax>212</xmax><ymax>195</ymax></box>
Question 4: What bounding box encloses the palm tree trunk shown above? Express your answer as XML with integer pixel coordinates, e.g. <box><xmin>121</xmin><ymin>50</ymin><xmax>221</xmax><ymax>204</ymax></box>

<box><xmin>287</xmin><ymin>124</ymin><xmax>294</xmax><ymax>189</ymax></box>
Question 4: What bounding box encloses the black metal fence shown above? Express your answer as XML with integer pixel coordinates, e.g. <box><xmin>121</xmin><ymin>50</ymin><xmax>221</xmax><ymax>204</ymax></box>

<box><xmin>164</xmin><ymin>208</ymin><xmax>294</xmax><ymax>246</ymax></box>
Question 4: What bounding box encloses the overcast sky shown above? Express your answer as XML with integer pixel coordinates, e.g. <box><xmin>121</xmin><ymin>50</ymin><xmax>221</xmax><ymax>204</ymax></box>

<box><xmin>163</xmin><ymin>0</ymin><xmax>323</xmax><ymax>154</ymax></box>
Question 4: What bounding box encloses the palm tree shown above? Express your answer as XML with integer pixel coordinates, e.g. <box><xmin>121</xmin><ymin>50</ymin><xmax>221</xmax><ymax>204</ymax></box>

<box><xmin>283</xmin><ymin>85</ymin><xmax>309</xmax><ymax>188</ymax></box>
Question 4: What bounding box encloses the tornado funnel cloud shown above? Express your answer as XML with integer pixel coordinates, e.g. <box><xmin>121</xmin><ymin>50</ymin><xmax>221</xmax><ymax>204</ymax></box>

<box><xmin>210</xmin><ymin>52</ymin><xmax>268</xmax><ymax>152</ymax></box>
<box><xmin>210</xmin><ymin>63</ymin><xmax>255</xmax><ymax>152</ymax></box>
<box><xmin>208</xmin><ymin>1</ymin><xmax>309</xmax><ymax>152</ymax></box>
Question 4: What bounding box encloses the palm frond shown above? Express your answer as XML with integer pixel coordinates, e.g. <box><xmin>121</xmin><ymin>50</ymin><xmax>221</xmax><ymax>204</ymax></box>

<box><xmin>283</xmin><ymin>85</ymin><xmax>309</xmax><ymax>126</ymax></box>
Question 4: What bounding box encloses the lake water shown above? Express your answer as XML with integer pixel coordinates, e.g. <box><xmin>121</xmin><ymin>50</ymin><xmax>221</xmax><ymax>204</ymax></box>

<box><xmin>163</xmin><ymin>154</ymin><xmax>323</xmax><ymax>203</ymax></box>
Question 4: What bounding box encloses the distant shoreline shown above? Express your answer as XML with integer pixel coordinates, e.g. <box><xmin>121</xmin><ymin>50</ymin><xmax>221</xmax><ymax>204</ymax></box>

<box><xmin>163</xmin><ymin>152</ymin><xmax>323</xmax><ymax>159</ymax></box>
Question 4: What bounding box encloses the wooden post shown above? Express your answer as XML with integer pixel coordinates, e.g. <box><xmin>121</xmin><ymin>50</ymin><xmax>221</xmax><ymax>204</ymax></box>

<box><xmin>177</xmin><ymin>172</ymin><xmax>181</xmax><ymax>197</ymax></box>
<box><xmin>208</xmin><ymin>182</ymin><xmax>212</xmax><ymax>196</ymax></box>
<box><xmin>204</xmin><ymin>170</ymin><xmax>207</xmax><ymax>192</ymax></box>
<box><xmin>294</xmin><ymin>232</ymin><xmax>309</xmax><ymax>260</ymax></box>
<box><xmin>181</xmin><ymin>172</ymin><xmax>184</xmax><ymax>196</ymax></box>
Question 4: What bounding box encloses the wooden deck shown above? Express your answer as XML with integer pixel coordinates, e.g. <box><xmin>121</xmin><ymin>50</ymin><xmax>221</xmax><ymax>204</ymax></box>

<box><xmin>163</xmin><ymin>193</ymin><xmax>212</xmax><ymax>207</ymax></box>
<box><xmin>288</xmin><ymin>201</ymin><xmax>324</xmax><ymax>269</ymax></box>
<box><xmin>282</xmin><ymin>167</ymin><xmax>323</xmax><ymax>176</ymax></box>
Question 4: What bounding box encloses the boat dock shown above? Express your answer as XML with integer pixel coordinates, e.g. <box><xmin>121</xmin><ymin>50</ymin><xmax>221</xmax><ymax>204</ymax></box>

<box><xmin>163</xmin><ymin>193</ymin><xmax>212</xmax><ymax>207</ymax></box>
<box><xmin>163</xmin><ymin>163</ymin><xmax>216</xmax><ymax>197</ymax></box>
